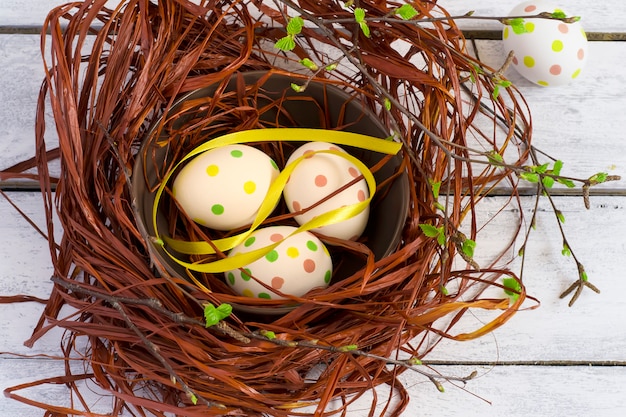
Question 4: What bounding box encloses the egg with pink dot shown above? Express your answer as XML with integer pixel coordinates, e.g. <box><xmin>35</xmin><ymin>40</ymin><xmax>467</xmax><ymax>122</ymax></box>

<box><xmin>225</xmin><ymin>226</ymin><xmax>333</xmax><ymax>300</ymax></box>
<box><xmin>172</xmin><ymin>144</ymin><xmax>280</xmax><ymax>231</ymax></box>
<box><xmin>283</xmin><ymin>141</ymin><xmax>370</xmax><ymax>241</ymax></box>
<box><xmin>502</xmin><ymin>1</ymin><xmax>588</xmax><ymax>86</ymax></box>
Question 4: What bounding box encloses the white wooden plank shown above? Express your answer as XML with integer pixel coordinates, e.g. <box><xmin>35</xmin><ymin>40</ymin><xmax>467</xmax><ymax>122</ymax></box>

<box><xmin>472</xmin><ymin>40</ymin><xmax>626</xmax><ymax>189</ymax></box>
<box><xmin>0</xmin><ymin>34</ymin><xmax>50</xmax><ymax>171</ymax></box>
<box><xmin>427</xmin><ymin>195</ymin><xmax>626</xmax><ymax>362</ymax></box>
<box><xmin>2</xmin><ymin>0</ymin><xmax>625</xmax><ymax>32</ymax></box>
<box><xmin>1</xmin><ymin>34</ymin><xmax>625</xmax><ymax>190</ymax></box>
<box><xmin>1</xmin><ymin>358</ymin><xmax>624</xmax><ymax>416</ymax></box>
<box><xmin>0</xmin><ymin>192</ymin><xmax>66</xmax><ymax>354</ymax></box>
<box><xmin>0</xmin><ymin>0</ymin><xmax>67</xmax><ymax>26</ymax></box>
<box><xmin>0</xmin><ymin>192</ymin><xmax>54</xmax><ymax>301</ymax></box>
<box><xmin>398</xmin><ymin>364</ymin><xmax>626</xmax><ymax>417</ymax></box>
<box><xmin>0</xmin><ymin>0</ymin><xmax>118</xmax><ymax>27</ymax></box>
<box><xmin>439</xmin><ymin>0</ymin><xmax>626</xmax><ymax>32</ymax></box>
<box><xmin>0</xmin><ymin>358</ymin><xmax>117</xmax><ymax>416</ymax></box>
<box><xmin>304</xmin><ymin>364</ymin><xmax>626</xmax><ymax>415</ymax></box>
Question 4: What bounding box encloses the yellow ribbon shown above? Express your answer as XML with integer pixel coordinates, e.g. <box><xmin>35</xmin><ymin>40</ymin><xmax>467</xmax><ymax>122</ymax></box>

<box><xmin>151</xmin><ymin>128</ymin><xmax>402</xmax><ymax>273</ymax></box>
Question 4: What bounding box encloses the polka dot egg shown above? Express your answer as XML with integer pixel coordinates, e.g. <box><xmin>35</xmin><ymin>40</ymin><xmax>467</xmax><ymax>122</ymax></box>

<box><xmin>172</xmin><ymin>144</ymin><xmax>279</xmax><ymax>231</ymax></box>
<box><xmin>283</xmin><ymin>142</ymin><xmax>370</xmax><ymax>241</ymax></box>
<box><xmin>225</xmin><ymin>226</ymin><xmax>333</xmax><ymax>299</ymax></box>
<box><xmin>502</xmin><ymin>1</ymin><xmax>587</xmax><ymax>86</ymax></box>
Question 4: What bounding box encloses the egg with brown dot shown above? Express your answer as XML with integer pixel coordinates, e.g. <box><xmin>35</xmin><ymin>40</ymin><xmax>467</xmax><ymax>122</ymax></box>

<box><xmin>224</xmin><ymin>225</ymin><xmax>332</xmax><ymax>300</ymax></box>
<box><xmin>502</xmin><ymin>0</ymin><xmax>588</xmax><ymax>87</ymax></box>
<box><xmin>283</xmin><ymin>141</ymin><xmax>370</xmax><ymax>241</ymax></box>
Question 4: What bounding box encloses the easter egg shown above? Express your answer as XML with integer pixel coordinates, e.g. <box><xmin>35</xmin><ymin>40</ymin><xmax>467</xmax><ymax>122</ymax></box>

<box><xmin>283</xmin><ymin>142</ymin><xmax>370</xmax><ymax>241</ymax></box>
<box><xmin>502</xmin><ymin>1</ymin><xmax>588</xmax><ymax>86</ymax></box>
<box><xmin>225</xmin><ymin>226</ymin><xmax>333</xmax><ymax>299</ymax></box>
<box><xmin>172</xmin><ymin>144</ymin><xmax>280</xmax><ymax>230</ymax></box>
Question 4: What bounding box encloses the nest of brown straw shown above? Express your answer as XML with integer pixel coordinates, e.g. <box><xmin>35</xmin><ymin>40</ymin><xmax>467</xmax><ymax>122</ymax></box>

<box><xmin>9</xmin><ymin>0</ymin><xmax>535</xmax><ymax>415</ymax></box>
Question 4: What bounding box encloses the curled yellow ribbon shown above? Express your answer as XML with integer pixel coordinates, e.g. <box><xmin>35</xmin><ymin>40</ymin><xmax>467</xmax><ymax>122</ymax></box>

<box><xmin>152</xmin><ymin>128</ymin><xmax>402</xmax><ymax>273</ymax></box>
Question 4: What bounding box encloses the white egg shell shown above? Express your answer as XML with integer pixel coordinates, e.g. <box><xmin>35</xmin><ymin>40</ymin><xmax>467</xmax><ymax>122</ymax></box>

<box><xmin>172</xmin><ymin>144</ymin><xmax>279</xmax><ymax>231</ymax></box>
<box><xmin>283</xmin><ymin>142</ymin><xmax>370</xmax><ymax>241</ymax></box>
<box><xmin>502</xmin><ymin>1</ymin><xmax>588</xmax><ymax>86</ymax></box>
<box><xmin>225</xmin><ymin>226</ymin><xmax>333</xmax><ymax>299</ymax></box>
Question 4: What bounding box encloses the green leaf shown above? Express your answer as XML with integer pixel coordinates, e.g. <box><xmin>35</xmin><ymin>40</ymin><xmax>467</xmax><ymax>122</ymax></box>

<box><xmin>552</xmin><ymin>160</ymin><xmax>564</xmax><ymax>176</ymax></box>
<box><xmin>542</xmin><ymin>175</ymin><xmax>555</xmax><ymax>188</ymax></box>
<box><xmin>520</xmin><ymin>172</ymin><xmax>539</xmax><ymax>183</ymax></box>
<box><xmin>353</xmin><ymin>8</ymin><xmax>370</xmax><ymax>37</ymax></box>
<box><xmin>286</xmin><ymin>16</ymin><xmax>304</xmax><ymax>36</ymax></box>
<box><xmin>216</xmin><ymin>303</ymin><xmax>232</xmax><ymax>317</ymax></box>
<box><xmin>261</xmin><ymin>330</ymin><xmax>276</xmax><ymax>340</ymax></box>
<box><xmin>339</xmin><ymin>344</ymin><xmax>358</xmax><ymax>352</ymax></box>
<box><xmin>359</xmin><ymin>21</ymin><xmax>371</xmax><ymax>37</ymax></box>
<box><xmin>589</xmin><ymin>172</ymin><xmax>609</xmax><ymax>184</ymax></box>
<box><xmin>434</xmin><ymin>202</ymin><xmax>446</xmax><ymax>212</ymax></box>
<box><xmin>509</xmin><ymin>18</ymin><xmax>528</xmax><ymax>35</ymax></box>
<box><xmin>498</xmin><ymin>80</ymin><xmax>512</xmax><ymax>88</ymax></box>
<box><xmin>190</xmin><ymin>394</ymin><xmax>198</xmax><ymax>405</ymax></box>
<box><xmin>204</xmin><ymin>303</ymin><xmax>232</xmax><ymax>327</ymax></box>
<box><xmin>562</xmin><ymin>242</ymin><xmax>571</xmax><ymax>256</ymax></box>
<box><xmin>535</xmin><ymin>163</ymin><xmax>550</xmax><ymax>174</ymax></box>
<box><xmin>383</xmin><ymin>97</ymin><xmax>392</xmax><ymax>111</ymax></box>
<box><xmin>462</xmin><ymin>239</ymin><xmax>476</xmax><ymax>258</ymax></box>
<box><xmin>395</xmin><ymin>4</ymin><xmax>418</xmax><ymax>20</ymax></box>
<box><xmin>299</xmin><ymin>58</ymin><xmax>318</xmax><ymax>71</ymax></box>
<box><xmin>472</xmin><ymin>64</ymin><xmax>485</xmax><ymax>75</ymax></box>
<box><xmin>580</xmin><ymin>269</ymin><xmax>588</xmax><ymax>282</ymax></box>
<box><xmin>487</xmin><ymin>151</ymin><xmax>504</xmax><ymax>166</ymax></box>
<box><xmin>354</xmin><ymin>7</ymin><xmax>366</xmax><ymax>23</ymax></box>
<box><xmin>503</xmin><ymin>277</ymin><xmax>522</xmax><ymax>301</ymax></box>
<box><xmin>290</xmin><ymin>83</ymin><xmax>305</xmax><ymax>92</ymax></box>
<box><xmin>430</xmin><ymin>180</ymin><xmax>442</xmax><ymax>199</ymax></box>
<box><xmin>409</xmin><ymin>357</ymin><xmax>422</xmax><ymax>366</ymax></box>
<box><xmin>492</xmin><ymin>84</ymin><xmax>500</xmax><ymax>99</ymax></box>
<box><xmin>419</xmin><ymin>223</ymin><xmax>440</xmax><ymax>238</ymax></box>
<box><xmin>275</xmin><ymin>36</ymin><xmax>296</xmax><ymax>51</ymax></box>
<box><xmin>419</xmin><ymin>223</ymin><xmax>446</xmax><ymax>246</ymax></box>
<box><xmin>557</xmin><ymin>178</ymin><xmax>576</xmax><ymax>188</ymax></box>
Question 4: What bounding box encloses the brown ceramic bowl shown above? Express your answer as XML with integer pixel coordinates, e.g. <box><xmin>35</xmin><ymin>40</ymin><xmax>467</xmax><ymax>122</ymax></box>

<box><xmin>132</xmin><ymin>71</ymin><xmax>409</xmax><ymax>314</ymax></box>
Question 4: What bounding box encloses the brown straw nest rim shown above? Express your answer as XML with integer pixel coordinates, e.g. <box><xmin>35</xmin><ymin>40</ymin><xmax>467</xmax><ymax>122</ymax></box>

<box><xmin>5</xmin><ymin>1</ymin><xmax>536</xmax><ymax>416</ymax></box>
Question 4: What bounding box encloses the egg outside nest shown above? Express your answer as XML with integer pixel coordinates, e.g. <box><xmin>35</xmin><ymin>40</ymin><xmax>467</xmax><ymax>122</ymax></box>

<box><xmin>502</xmin><ymin>0</ymin><xmax>588</xmax><ymax>87</ymax></box>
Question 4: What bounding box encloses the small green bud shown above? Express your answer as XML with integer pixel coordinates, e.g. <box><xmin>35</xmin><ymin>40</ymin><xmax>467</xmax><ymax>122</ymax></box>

<box><xmin>290</xmin><ymin>83</ymin><xmax>305</xmax><ymax>92</ymax></box>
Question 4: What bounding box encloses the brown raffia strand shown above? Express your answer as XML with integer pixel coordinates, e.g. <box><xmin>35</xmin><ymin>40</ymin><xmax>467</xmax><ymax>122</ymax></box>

<box><xmin>2</xmin><ymin>0</ymin><xmax>539</xmax><ymax>416</ymax></box>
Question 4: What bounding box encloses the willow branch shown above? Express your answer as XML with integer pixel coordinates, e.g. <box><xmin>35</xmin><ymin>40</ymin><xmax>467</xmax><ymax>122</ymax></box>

<box><xmin>51</xmin><ymin>275</ymin><xmax>476</xmax><ymax>391</ymax></box>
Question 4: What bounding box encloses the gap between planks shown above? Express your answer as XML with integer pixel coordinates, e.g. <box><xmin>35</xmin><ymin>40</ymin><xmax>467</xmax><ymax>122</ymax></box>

<box><xmin>3</xmin><ymin>181</ymin><xmax>625</xmax><ymax>198</ymax></box>
<box><xmin>1</xmin><ymin>25</ymin><xmax>626</xmax><ymax>40</ymax></box>
<box><xmin>423</xmin><ymin>360</ymin><xmax>626</xmax><ymax>367</ymax></box>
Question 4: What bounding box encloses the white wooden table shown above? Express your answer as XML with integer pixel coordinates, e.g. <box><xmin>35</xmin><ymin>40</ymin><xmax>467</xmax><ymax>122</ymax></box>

<box><xmin>1</xmin><ymin>1</ymin><xmax>625</xmax><ymax>416</ymax></box>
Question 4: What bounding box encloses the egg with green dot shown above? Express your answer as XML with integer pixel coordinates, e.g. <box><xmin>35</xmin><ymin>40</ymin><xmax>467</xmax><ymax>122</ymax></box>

<box><xmin>172</xmin><ymin>144</ymin><xmax>280</xmax><ymax>230</ymax></box>
<box><xmin>225</xmin><ymin>226</ymin><xmax>333</xmax><ymax>300</ymax></box>
<box><xmin>502</xmin><ymin>1</ymin><xmax>588</xmax><ymax>86</ymax></box>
